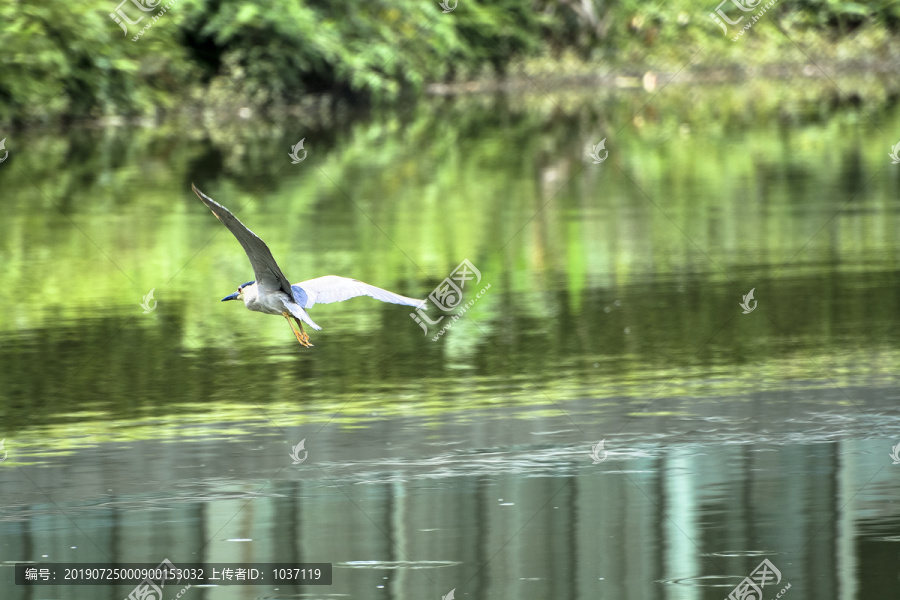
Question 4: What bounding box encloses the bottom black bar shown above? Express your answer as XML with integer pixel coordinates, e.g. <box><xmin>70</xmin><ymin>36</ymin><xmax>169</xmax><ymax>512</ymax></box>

<box><xmin>15</xmin><ymin>562</ymin><xmax>332</xmax><ymax>585</ymax></box>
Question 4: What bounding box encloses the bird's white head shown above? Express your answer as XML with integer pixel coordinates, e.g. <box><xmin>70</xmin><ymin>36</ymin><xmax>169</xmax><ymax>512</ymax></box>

<box><xmin>222</xmin><ymin>280</ymin><xmax>257</xmax><ymax>303</ymax></box>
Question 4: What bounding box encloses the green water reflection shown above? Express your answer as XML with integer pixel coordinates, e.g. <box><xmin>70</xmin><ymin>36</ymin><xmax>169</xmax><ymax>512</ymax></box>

<box><xmin>1</xmin><ymin>83</ymin><xmax>899</xmax><ymax>599</ymax></box>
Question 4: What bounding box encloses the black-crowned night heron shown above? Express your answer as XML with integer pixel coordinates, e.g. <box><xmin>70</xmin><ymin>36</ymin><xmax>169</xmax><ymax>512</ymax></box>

<box><xmin>192</xmin><ymin>184</ymin><xmax>425</xmax><ymax>347</ymax></box>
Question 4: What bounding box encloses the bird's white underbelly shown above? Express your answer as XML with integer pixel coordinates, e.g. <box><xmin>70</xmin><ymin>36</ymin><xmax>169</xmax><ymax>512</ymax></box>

<box><xmin>245</xmin><ymin>291</ymin><xmax>289</xmax><ymax>315</ymax></box>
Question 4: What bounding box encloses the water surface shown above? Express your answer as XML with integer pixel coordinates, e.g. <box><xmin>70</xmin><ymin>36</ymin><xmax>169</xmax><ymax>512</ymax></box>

<box><xmin>1</xmin><ymin>83</ymin><xmax>899</xmax><ymax>599</ymax></box>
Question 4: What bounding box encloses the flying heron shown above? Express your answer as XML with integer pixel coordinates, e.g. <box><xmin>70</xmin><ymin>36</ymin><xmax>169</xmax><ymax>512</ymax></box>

<box><xmin>192</xmin><ymin>183</ymin><xmax>425</xmax><ymax>347</ymax></box>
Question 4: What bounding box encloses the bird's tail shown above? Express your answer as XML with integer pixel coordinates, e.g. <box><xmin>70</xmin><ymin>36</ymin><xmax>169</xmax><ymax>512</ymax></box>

<box><xmin>281</xmin><ymin>300</ymin><xmax>322</xmax><ymax>330</ymax></box>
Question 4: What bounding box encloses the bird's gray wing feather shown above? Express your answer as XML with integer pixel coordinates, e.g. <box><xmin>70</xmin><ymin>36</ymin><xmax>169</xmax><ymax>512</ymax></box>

<box><xmin>295</xmin><ymin>275</ymin><xmax>426</xmax><ymax>308</ymax></box>
<box><xmin>192</xmin><ymin>183</ymin><xmax>293</xmax><ymax>296</ymax></box>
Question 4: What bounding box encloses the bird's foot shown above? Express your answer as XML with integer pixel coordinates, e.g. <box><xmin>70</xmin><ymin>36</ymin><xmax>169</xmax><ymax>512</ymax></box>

<box><xmin>295</xmin><ymin>330</ymin><xmax>313</xmax><ymax>348</ymax></box>
<box><xmin>293</xmin><ymin>317</ymin><xmax>314</xmax><ymax>347</ymax></box>
<box><xmin>283</xmin><ymin>311</ymin><xmax>314</xmax><ymax>348</ymax></box>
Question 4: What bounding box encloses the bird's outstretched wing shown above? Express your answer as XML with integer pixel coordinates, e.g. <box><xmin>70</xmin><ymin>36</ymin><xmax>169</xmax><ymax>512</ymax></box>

<box><xmin>192</xmin><ymin>183</ymin><xmax>293</xmax><ymax>296</ymax></box>
<box><xmin>293</xmin><ymin>276</ymin><xmax>426</xmax><ymax>309</ymax></box>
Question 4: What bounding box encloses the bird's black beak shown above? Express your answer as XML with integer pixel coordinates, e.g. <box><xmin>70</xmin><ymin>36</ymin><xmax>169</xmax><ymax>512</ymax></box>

<box><xmin>222</xmin><ymin>292</ymin><xmax>240</xmax><ymax>302</ymax></box>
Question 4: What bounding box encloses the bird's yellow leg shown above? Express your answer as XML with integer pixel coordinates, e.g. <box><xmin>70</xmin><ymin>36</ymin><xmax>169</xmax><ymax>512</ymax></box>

<box><xmin>292</xmin><ymin>316</ymin><xmax>313</xmax><ymax>347</ymax></box>
<box><xmin>282</xmin><ymin>311</ymin><xmax>313</xmax><ymax>348</ymax></box>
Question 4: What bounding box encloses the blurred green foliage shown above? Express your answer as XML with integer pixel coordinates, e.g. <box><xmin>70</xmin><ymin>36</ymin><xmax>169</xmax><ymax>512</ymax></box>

<box><xmin>1</xmin><ymin>0</ymin><xmax>899</xmax><ymax>125</ymax></box>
